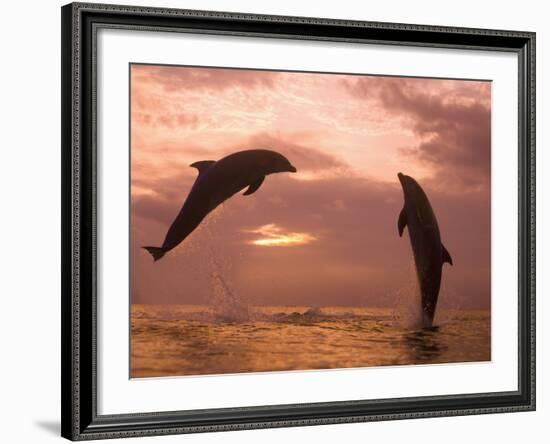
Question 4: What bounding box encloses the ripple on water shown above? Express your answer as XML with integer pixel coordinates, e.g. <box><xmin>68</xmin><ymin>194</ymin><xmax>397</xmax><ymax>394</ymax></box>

<box><xmin>130</xmin><ymin>305</ymin><xmax>491</xmax><ymax>378</ymax></box>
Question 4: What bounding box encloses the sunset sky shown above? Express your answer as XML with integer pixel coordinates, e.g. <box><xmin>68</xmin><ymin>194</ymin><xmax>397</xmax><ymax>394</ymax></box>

<box><xmin>130</xmin><ymin>64</ymin><xmax>491</xmax><ymax>309</ymax></box>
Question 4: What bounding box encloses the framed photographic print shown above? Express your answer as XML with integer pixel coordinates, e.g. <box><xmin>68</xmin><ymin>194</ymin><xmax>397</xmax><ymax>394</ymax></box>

<box><xmin>61</xmin><ymin>2</ymin><xmax>536</xmax><ymax>440</ymax></box>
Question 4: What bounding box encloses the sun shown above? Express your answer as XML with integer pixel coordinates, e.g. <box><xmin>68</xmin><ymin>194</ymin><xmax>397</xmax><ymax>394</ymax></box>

<box><xmin>245</xmin><ymin>224</ymin><xmax>316</xmax><ymax>247</ymax></box>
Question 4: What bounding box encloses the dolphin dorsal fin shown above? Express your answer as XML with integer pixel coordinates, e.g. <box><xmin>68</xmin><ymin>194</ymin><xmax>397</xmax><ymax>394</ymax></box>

<box><xmin>398</xmin><ymin>207</ymin><xmax>408</xmax><ymax>237</ymax></box>
<box><xmin>442</xmin><ymin>244</ymin><xmax>453</xmax><ymax>265</ymax></box>
<box><xmin>190</xmin><ymin>160</ymin><xmax>216</xmax><ymax>177</ymax></box>
<box><xmin>243</xmin><ymin>176</ymin><xmax>265</xmax><ymax>196</ymax></box>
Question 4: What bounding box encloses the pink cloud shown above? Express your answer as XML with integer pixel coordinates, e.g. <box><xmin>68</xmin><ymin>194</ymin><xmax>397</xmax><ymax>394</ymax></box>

<box><xmin>132</xmin><ymin>64</ymin><xmax>280</xmax><ymax>92</ymax></box>
<box><xmin>130</xmin><ymin>66</ymin><xmax>491</xmax><ymax>311</ymax></box>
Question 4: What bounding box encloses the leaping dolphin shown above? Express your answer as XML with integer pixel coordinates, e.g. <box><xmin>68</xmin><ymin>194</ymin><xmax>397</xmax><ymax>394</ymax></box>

<box><xmin>143</xmin><ymin>149</ymin><xmax>297</xmax><ymax>261</ymax></box>
<box><xmin>397</xmin><ymin>173</ymin><xmax>453</xmax><ymax>327</ymax></box>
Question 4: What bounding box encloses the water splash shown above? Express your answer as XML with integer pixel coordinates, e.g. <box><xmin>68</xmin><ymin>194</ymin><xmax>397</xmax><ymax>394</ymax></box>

<box><xmin>392</xmin><ymin>260</ymin><xmax>424</xmax><ymax>329</ymax></box>
<box><xmin>203</xmin><ymin>205</ymin><xmax>250</xmax><ymax>323</ymax></box>
<box><xmin>303</xmin><ymin>305</ymin><xmax>323</xmax><ymax>316</ymax></box>
<box><xmin>208</xmin><ymin>254</ymin><xmax>249</xmax><ymax>323</ymax></box>
<box><xmin>434</xmin><ymin>284</ymin><xmax>462</xmax><ymax>326</ymax></box>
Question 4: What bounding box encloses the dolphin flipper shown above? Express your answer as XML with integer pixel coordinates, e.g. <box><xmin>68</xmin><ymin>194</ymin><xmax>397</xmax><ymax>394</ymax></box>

<box><xmin>190</xmin><ymin>160</ymin><xmax>216</xmax><ymax>177</ymax></box>
<box><xmin>442</xmin><ymin>244</ymin><xmax>453</xmax><ymax>265</ymax></box>
<box><xmin>398</xmin><ymin>207</ymin><xmax>408</xmax><ymax>237</ymax></box>
<box><xmin>243</xmin><ymin>176</ymin><xmax>265</xmax><ymax>196</ymax></box>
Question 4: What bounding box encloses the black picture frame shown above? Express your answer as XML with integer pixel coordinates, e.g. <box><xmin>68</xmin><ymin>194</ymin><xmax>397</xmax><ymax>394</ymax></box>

<box><xmin>61</xmin><ymin>2</ymin><xmax>536</xmax><ymax>440</ymax></box>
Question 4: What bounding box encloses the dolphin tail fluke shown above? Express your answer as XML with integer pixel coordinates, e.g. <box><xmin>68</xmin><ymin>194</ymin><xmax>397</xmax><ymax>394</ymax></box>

<box><xmin>143</xmin><ymin>246</ymin><xmax>166</xmax><ymax>262</ymax></box>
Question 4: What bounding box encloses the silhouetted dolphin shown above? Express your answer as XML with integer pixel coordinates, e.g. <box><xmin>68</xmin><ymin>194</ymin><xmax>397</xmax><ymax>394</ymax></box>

<box><xmin>143</xmin><ymin>149</ymin><xmax>297</xmax><ymax>261</ymax></box>
<box><xmin>397</xmin><ymin>173</ymin><xmax>453</xmax><ymax>327</ymax></box>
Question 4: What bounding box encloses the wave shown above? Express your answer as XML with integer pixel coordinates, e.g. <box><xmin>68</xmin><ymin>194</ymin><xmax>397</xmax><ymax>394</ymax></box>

<box><xmin>136</xmin><ymin>305</ymin><xmax>397</xmax><ymax>325</ymax></box>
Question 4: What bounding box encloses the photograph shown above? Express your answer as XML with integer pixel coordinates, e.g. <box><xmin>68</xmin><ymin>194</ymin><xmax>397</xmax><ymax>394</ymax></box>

<box><xmin>129</xmin><ymin>64</ymin><xmax>492</xmax><ymax>378</ymax></box>
<box><xmin>58</xmin><ymin>1</ymin><xmax>537</xmax><ymax>440</ymax></box>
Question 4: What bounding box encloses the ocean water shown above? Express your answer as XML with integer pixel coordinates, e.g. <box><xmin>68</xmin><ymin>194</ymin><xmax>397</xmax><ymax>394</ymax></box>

<box><xmin>130</xmin><ymin>304</ymin><xmax>491</xmax><ymax>378</ymax></box>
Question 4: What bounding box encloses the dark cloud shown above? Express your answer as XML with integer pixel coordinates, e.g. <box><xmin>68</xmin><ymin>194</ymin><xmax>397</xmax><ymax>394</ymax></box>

<box><xmin>244</xmin><ymin>133</ymin><xmax>350</xmax><ymax>174</ymax></box>
<box><xmin>344</xmin><ymin>77</ymin><xmax>491</xmax><ymax>192</ymax></box>
<box><xmin>131</xmin><ymin>135</ymin><xmax>352</xmax><ymax>226</ymax></box>
<box><xmin>132</xmin><ymin>170</ymin><xmax>195</xmax><ymax>226</ymax></box>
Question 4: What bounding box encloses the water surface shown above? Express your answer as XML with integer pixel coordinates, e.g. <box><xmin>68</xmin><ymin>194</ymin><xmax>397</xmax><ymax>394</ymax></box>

<box><xmin>131</xmin><ymin>304</ymin><xmax>491</xmax><ymax>378</ymax></box>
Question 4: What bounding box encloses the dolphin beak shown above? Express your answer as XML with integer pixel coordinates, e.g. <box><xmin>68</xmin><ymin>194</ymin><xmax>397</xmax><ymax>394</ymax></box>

<box><xmin>288</xmin><ymin>165</ymin><xmax>297</xmax><ymax>173</ymax></box>
<box><xmin>397</xmin><ymin>172</ymin><xmax>404</xmax><ymax>184</ymax></box>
